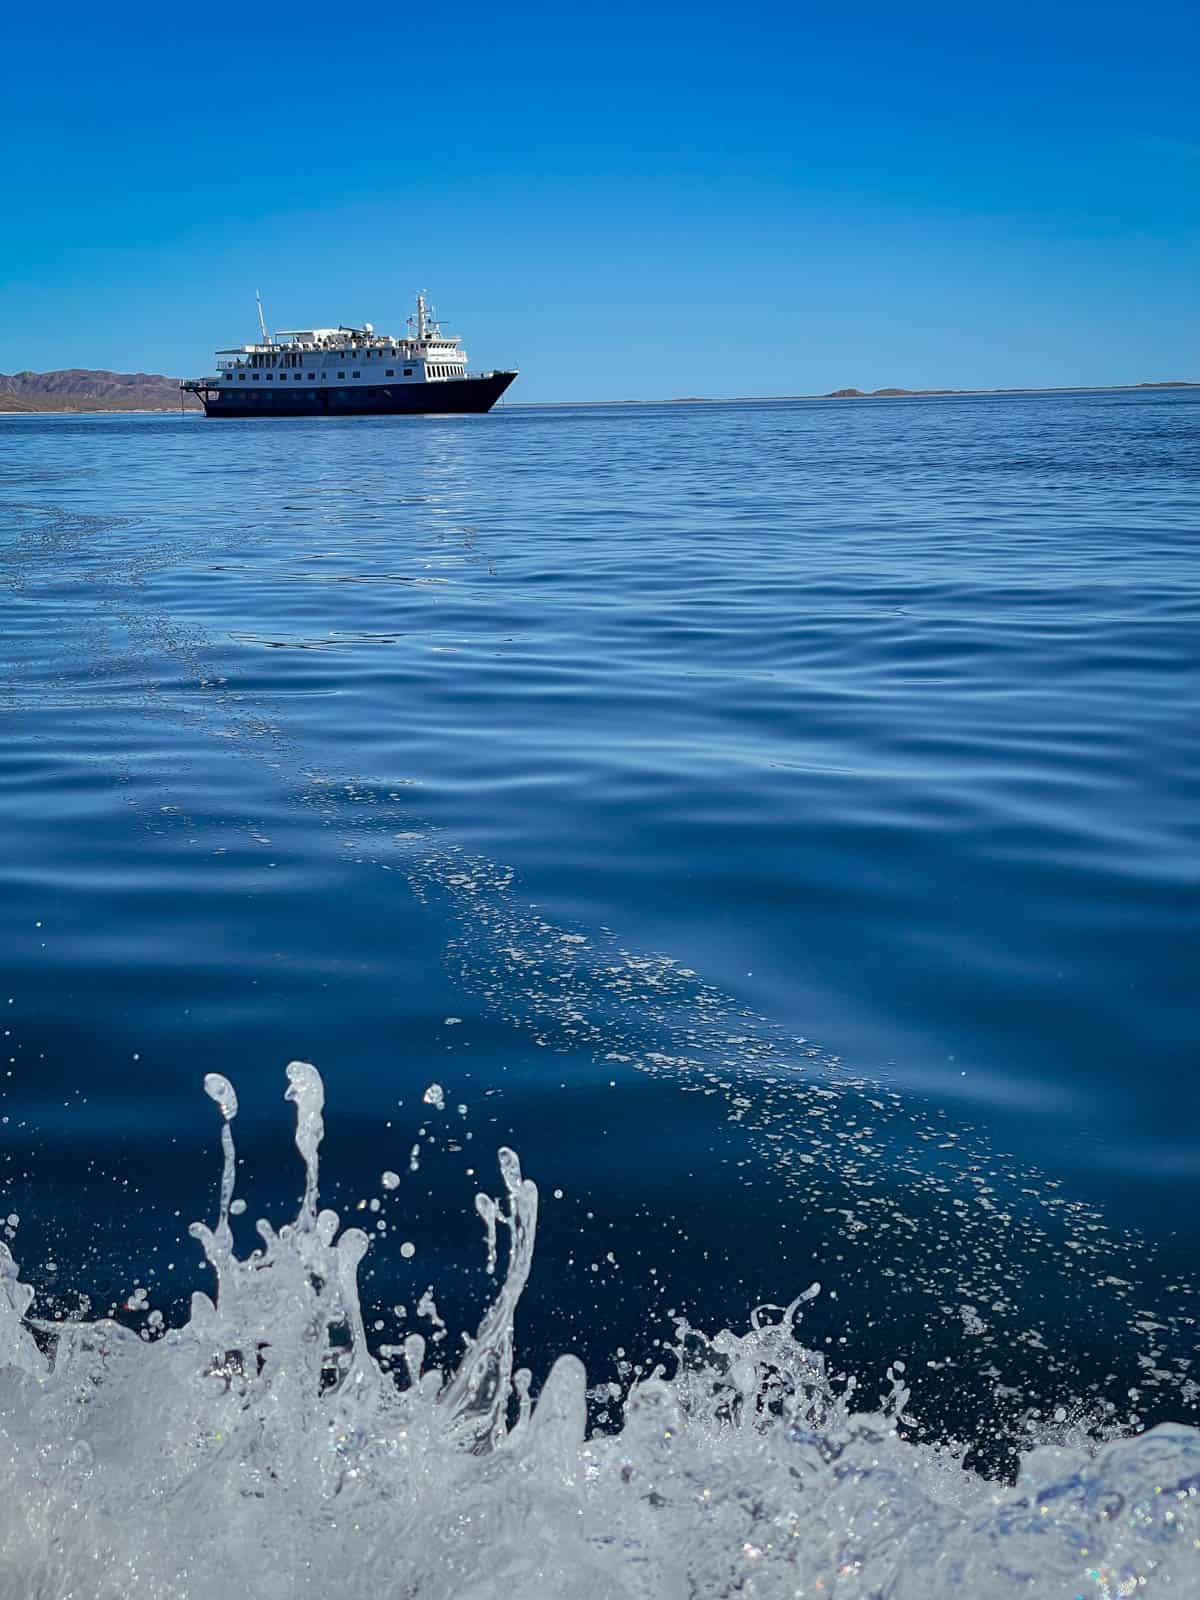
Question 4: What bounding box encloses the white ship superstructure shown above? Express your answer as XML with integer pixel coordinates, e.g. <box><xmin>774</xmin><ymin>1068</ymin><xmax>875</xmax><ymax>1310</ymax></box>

<box><xmin>183</xmin><ymin>292</ymin><xmax>517</xmax><ymax>417</ymax></box>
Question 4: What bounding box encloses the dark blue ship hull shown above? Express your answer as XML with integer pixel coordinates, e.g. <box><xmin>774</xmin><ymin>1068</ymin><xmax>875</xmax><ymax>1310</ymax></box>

<box><xmin>185</xmin><ymin>371</ymin><xmax>517</xmax><ymax>418</ymax></box>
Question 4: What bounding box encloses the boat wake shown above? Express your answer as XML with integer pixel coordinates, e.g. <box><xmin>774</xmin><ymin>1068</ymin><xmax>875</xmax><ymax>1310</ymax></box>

<box><xmin>1</xmin><ymin>1064</ymin><xmax>1196</xmax><ymax>1598</ymax></box>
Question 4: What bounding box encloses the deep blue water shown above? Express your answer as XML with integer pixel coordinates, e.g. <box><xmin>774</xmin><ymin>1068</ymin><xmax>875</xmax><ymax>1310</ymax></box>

<box><xmin>2</xmin><ymin>391</ymin><xmax>1198</xmax><ymax>1443</ymax></box>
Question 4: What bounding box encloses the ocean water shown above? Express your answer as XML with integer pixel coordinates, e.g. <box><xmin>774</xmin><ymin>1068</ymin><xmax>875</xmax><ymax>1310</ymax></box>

<box><xmin>1</xmin><ymin>391</ymin><xmax>1198</xmax><ymax>1594</ymax></box>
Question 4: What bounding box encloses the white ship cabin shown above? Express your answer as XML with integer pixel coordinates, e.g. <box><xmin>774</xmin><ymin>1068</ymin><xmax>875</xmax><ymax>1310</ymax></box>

<box><xmin>213</xmin><ymin>293</ymin><xmax>471</xmax><ymax>389</ymax></box>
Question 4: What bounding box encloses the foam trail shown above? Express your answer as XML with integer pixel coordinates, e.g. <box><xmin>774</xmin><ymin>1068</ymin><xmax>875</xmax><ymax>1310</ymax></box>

<box><xmin>0</xmin><ymin>1064</ymin><xmax>1197</xmax><ymax>1598</ymax></box>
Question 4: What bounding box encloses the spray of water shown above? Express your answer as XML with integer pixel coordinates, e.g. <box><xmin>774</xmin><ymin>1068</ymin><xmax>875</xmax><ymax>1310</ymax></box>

<box><xmin>0</xmin><ymin>1064</ymin><xmax>1197</xmax><ymax>1598</ymax></box>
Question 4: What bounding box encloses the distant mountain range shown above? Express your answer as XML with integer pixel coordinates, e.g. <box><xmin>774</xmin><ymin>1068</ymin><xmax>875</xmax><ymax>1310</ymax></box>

<box><xmin>1</xmin><ymin>370</ymin><xmax>1195</xmax><ymax>414</ymax></box>
<box><xmin>0</xmin><ymin>369</ymin><xmax>200</xmax><ymax>412</ymax></box>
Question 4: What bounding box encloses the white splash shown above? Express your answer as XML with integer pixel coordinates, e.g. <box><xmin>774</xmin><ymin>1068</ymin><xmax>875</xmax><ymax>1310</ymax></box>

<box><xmin>0</xmin><ymin>1064</ymin><xmax>1197</xmax><ymax>1598</ymax></box>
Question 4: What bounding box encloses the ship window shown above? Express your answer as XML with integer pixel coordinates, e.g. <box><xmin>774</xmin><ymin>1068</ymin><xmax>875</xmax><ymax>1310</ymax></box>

<box><xmin>353</xmin><ymin>371</ymin><xmax>360</xmax><ymax>379</ymax></box>
<box><xmin>386</xmin><ymin>370</ymin><xmax>394</xmax><ymax>377</ymax></box>
<box><xmin>404</xmin><ymin>367</ymin><xmax>412</xmax><ymax>376</ymax></box>
<box><xmin>338</xmin><ymin>372</ymin><xmax>345</xmax><ymax>379</ymax></box>
<box><xmin>253</xmin><ymin>373</ymin><xmax>260</xmax><ymax>380</ymax></box>
<box><xmin>238</xmin><ymin>373</ymin><xmax>246</xmax><ymax>380</ymax></box>
<box><xmin>266</xmin><ymin>373</ymin><xmax>272</xmax><ymax>380</ymax></box>
<box><xmin>307</xmin><ymin>373</ymin><xmax>314</xmax><ymax>380</ymax></box>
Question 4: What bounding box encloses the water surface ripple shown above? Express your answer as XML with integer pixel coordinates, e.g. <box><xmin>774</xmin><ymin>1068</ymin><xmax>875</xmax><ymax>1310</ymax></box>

<box><xmin>0</xmin><ymin>392</ymin><xmax>1198</xmax><ymax>1439</ymax></box>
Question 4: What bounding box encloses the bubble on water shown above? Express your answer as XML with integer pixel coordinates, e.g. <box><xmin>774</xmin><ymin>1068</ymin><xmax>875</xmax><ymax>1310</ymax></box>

<box><xmin>400</xmin><ymin>1240</ymin><xmax>416</xmax><ymax>1258</ymax></box>
<box><xmin>422</xmin><ymin>1083</ymin><xmax>445</xmax><ymax>1110</ymax></box>
<box><xmin>381</xmin><ymin>1170</ymin><xmax>401</xmax><ymax>1190</ymax></box>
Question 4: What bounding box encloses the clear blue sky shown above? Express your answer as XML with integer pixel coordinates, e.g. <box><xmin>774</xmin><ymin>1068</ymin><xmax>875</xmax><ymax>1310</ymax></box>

<box><xmin>1</xmin><ymin>0</ymin><xmax>1196</xmax><ymax>400</ymax></box>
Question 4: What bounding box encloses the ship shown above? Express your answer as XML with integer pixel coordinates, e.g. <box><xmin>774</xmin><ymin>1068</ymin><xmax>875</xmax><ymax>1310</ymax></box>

<box><xmin>181</xmin><ymin>292</ymin><xmax>517</xmax><ymax>418</ymax></box>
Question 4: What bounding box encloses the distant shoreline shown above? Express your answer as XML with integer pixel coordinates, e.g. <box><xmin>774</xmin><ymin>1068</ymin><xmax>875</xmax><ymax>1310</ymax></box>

<box><xmin>0</xmin><ymin>379</ymin><xmax>1195</xmax><ymax>416</ymax></box>
<box><xmin>511</xmin><ymin>380</ymin><xmax>1199</xmax><ymax>409</ymax></box>
<box><xmin>0</xmin><ymin>406</ymin><xmax>198</xmax><ymax>417</ymax></box>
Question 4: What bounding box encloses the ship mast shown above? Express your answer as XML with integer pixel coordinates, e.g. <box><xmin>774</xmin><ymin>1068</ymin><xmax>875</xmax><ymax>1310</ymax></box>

<box><xmin>256</xmin><ymin>290</ymin><xmax>270</xmax><ymax>346</ymax></box>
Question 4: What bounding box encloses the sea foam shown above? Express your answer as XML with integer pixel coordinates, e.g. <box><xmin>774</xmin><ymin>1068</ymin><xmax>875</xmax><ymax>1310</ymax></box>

<box><xmin>0</xmin><ymin>1064</ymin><xmax>1197</xmax><ymax>1598</ymax></box>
